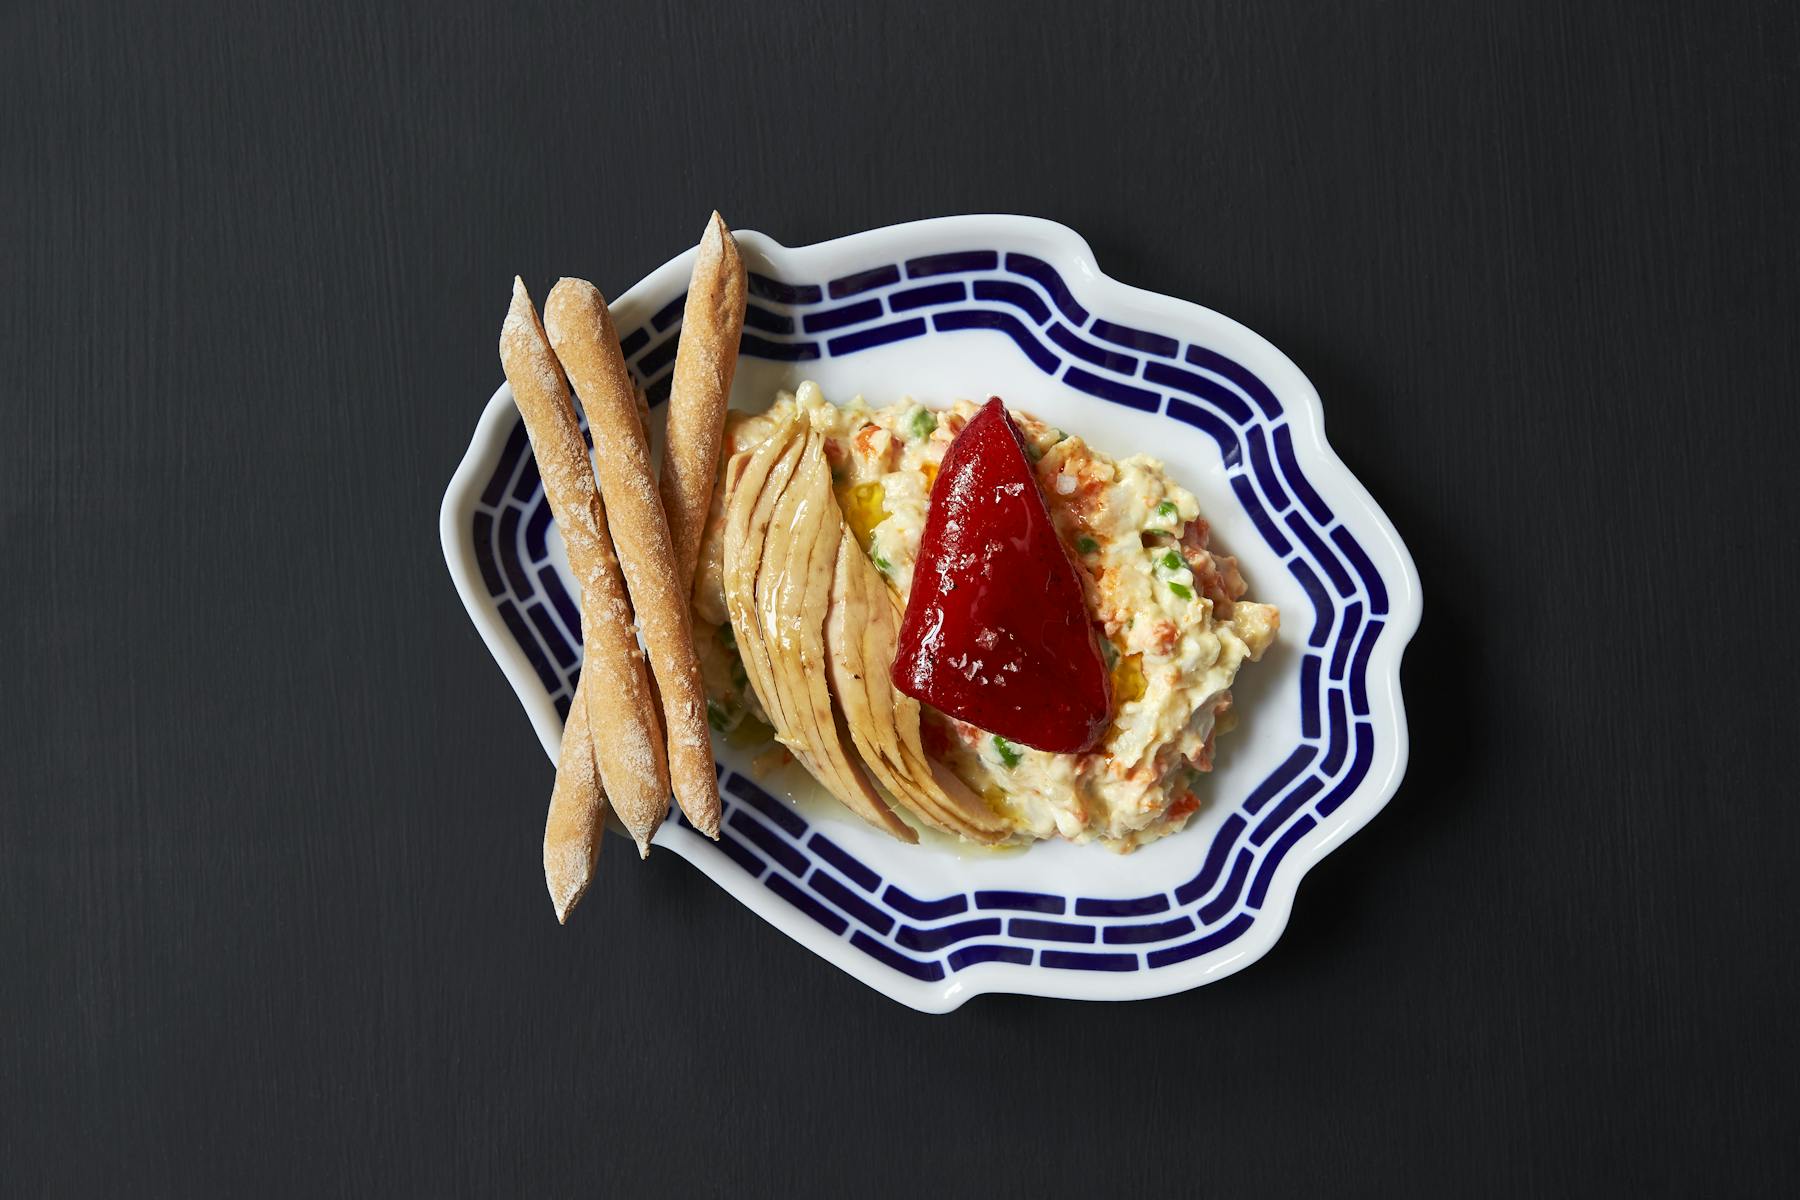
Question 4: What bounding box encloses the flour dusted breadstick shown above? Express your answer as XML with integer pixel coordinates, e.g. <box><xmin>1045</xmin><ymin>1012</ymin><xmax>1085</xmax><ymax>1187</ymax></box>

<box><xmin>501</xmin><ymin>278</ymin><xmax>671</xmax><ymax>866</ymax></box>
<box><xmin>661</xmin><ymin>212</ymin><xmax>746</xmax><ymax>597</ymax></box>
<box><xmin>544</xmin><ymin>682</ymin><xmax>606</xmax><ymax>922</ymax></box>
<box><xmin>544</xmin><ymin>277</ymin><xmax>721</xmax><ymax>839</ymax></box>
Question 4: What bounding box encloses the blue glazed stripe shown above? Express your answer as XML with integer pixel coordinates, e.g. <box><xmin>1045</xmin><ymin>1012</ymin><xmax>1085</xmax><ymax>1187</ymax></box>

<box><xmin>767</xmin><ymin>873</ymin><xmax>848</xmax><ymax>935</ymax></box>
<box><xmin>1174</xmin><ymin>812</ymin><xmax>1247</xmax><ymax>906</ymax></box>
<box><xmin>717</xmin><ymin>829</ymin><xmax>768</xmax><ymax>879</ymax></box>
<box><xmin>948</xmin><ymin>944</ymin><xmax>1033</xmax><ymax>971</ymax></box>
<box><xmin>932</xmin><ymin>310</ymin><xmax>1061</xmax><ymax>374</ymax></box>
<box><xmin>473</xmin><ymin>244</ymin><xmax>1393</xmax><ymax>980</ymax></box>
<box><xmin>649</xmin><ymin>292</ymin><xmax>687</xmax><ymax>331</ymax></box>
<box><xmin>636</xmin><ymin>334</ymin><xmax>679</xmax><ymax>380</ymax></box>
<box><xmin>1074</xmin><ymin>893</ymin><xmax>1171</xmax><ymax>917</ymax></box>
<box><xmin>495</xmin><ymin>599</ymin><xmax>559</xmax><ymax>695</ymax></box>
<box><xmin>1062</xmin><ymin>365</ymin><xmax>1159</xmax><ymax>412</ymax></box>
<box><xmin>827</xmin><ymin>265</ymin><xmax>902</xmax><ymax>299</ymax></box>
<box><xmin>802</xmin><ymin>298</ymin><xmax>883</xmax><ymax>334</ymax></box>
<box><xmin>737</xmin><ymin>333</ymin><xmax>821</xmax><ymax>362</ymax></box>
<box><xmin>726</xmin><ymin>773</ymin><xmax>806</xmax><ymax>837</ymax></box>
<box><xmin>1285</xmin><ymin>512</ymin><xmax>1354</xmax><ymax>597</ymax></box>
<box><xmin>1006</xmin><ymin>253</ymin><xmax>1089</xmax><ymax>325</ymax></box>
<box><xmin>747</xmin><ymin>272</ymin><xmax>823</xmax><ymax>306</ymax></box>
<box><xmin>727</xmin><ymin>808</ymin><xmax>807</xmax><ymax>877</ymax></box>
<box><xmin>1047</xmin><ymin>321</ymin><xmax>1140</xmax><ymax>375</ymax></box>
<box><xmin>975</xmin><ymin>890</ymin><xmax>1066</xmax><ymax>914</ymax></box>
<box><xmin>1008</xmin><ymin>918</ymin><xmax>1096</xmax><ymax>944</ymax></box>
<box><xmin>1102</xmin><ymin>915</ymin><xmax>1196</xmax><ymax>945</ymax></box>
<box><xmin>1300</xmin><ymin>654</ymin><xmax>1322</xmax><ymax>740</ymax></box>
<box><xmin>1274</xmin><ymin>425</ymin><xmax>1334</xmax><ymax>525</ymax></box>
<box><xmin>1198</xmin><ymin>849</ymin><xmax>1256</xmax><ymax>925</ymax></box>
<box><xmin>1291</xmin><ymin>559</ymin><xmax>1333</xmax><ymax>649</ymax></box>
<box><xmin>618</xmin><ymin>326</ymin><xmax>651</xmax><ymax>361</ymax></box>
<box><xmin>1330</xmin><ymin>526</ymin><xmax>1391</xmax><ymax>616</ymax></box>
<box><xmin>1329</xmin><ymin>602</ymin><xmax>1364</xmax><ymax>681</ymax></box>
<box><xmin>1145</xmin><ymin>359</ymin><xmax>1255</xmax><ymax>425</ymax></box>
<box><xmin>1349</xmin><ymin>621</ymin><xmax>1384</xmax><ymax>717</ymax></box>
<box><xmin>523</xmin><ymin>497</ymin><xmax>553</xmax><ymax>563</ymax></box>
<box><xmin>480</xmin><ymin>422</ymin><xmax>528</xmax><ymax>507</ymax></box>
<box><xmin>743</xmin><ymin>304</ymin><xmax>795</xmax><ymax>335</ymax></box>
<box><xmin>1146</xmin><ymin>912</ymin><xmax>1257</xmax><ymax>968</ymax></box>
<box><xmin>827</xmin><ymin>318</ymin><xmax>928</xmax><ymax>356</ymax></box>
<box><xmin>1165</xmin><ymin>397</ymin><xmax>1243</xmax><ymax>468</ymax></box>
<box><xmin>1251</xmin><ymin>775</ymin><xmax>1326</xmax><ymax>847</ymax></box>
<box><xmin>1230</xmin><ymin>475</ymin><xmax>1293</xmax><ymax>554</ymax></box>
<box><xmin>888</xmin><ymin>281</ymin><xmax>966</xmax><ymax>312</ymax></box>
<box><xmin>906</xmin><ymin>250</ymin><xmax>998</xmax><ymax>277</ymax></box>
<box><xmin>882</xmin><ymin>886</ymin><xmax>968</xmax><ymax>922</ymax></box>
<box><xmin>1248</xmin><ymin>816</ymin><xmax>1319</xmax><ymax>908</ymax></box>
<box><xmin>1245</xmin><ymin>427</ymin><xmax>1290</xmax><ymax>513</ymax></box>
<box><xmin>971</xmin><ymin>279</ymin><xmax>1051</xmax><ymax>325</ymax></box>
<box><xmin>1184</xmin><ymin>343</ymin><xmax>1281</xmax><ymax>418</ymax></box>
<box><xmin>1040</xmin><ymin>950</ymin><xmax>1139</xmax><ymax>972</ymax></box>
<box><xmin>896</xmin><ymin>918</ymin><xmax>1001</xmax><ymax>953</ymax></box>
<box><xmin>807</xmin><ymin>833</ymin><xmax>880</xmax><ymax>892</ymax></box>
<box><xmin>1242</xmin><ymin>746</ymin><xmax>1318</xmax><ymax>815</ymax></box>
<box><xmin>1091</xmin><ymin>318</ymin><xmax>1178</xmax><ymax>359</ymax></box>
<box><xmin>525</xmin><ymin>602</ymin><xmax>576</xmax><ymax>670</ymax></box>
<box><xmin>471</xmin><ymin>511</ymin><xmax>502</xmax><ymax>596</ymax></box>
<box><xmin>810</xmin><ymin>869</ymin><xmax>896</xmax><ymax>935</ymax></box>
<box><xmin>540</xmin><ymin>566</ymin><xmax>583</xmax><ymax>648</ymax></box>
<box><xmin>1321</xmin><ymin>689</ymin><xmax>1350</xmax><ymax>776</ymax></box>
<box><xmin>851</xmin><ymin>932</ymin><xmax>945</xmax><ymax>981</ymax></box>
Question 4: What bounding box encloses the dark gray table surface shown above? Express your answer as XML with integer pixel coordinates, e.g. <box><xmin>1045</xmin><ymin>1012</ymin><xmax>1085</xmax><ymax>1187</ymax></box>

<box><xmin>6</xmin><ymin>1</ymin><xmax>1797</xmax><ymax>1195</ymax></box>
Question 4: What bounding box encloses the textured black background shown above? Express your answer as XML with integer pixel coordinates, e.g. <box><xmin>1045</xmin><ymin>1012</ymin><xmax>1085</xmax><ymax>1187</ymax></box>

<box><xmin>6</xmin><ymin>1</ymin><xmax>1798</xmax><ymax>1195</ymax></box>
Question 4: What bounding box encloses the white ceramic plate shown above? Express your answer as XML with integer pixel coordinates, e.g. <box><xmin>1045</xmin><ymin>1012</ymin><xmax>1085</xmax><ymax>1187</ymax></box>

<box><xmin>441</xmin><ymin>215</ymin><xmax>1421</xmax><ymax>1012</ymax></box>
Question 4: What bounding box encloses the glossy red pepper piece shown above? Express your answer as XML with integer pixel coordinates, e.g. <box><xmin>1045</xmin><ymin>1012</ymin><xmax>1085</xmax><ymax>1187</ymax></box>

<box><xmin>892</xmin><ymin>397</ymin><xmax>1110</xmax><ymax>753</ymax></box>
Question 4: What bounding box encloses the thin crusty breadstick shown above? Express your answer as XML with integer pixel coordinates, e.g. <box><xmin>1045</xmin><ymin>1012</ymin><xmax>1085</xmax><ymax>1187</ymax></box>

<box><xmin>544</xmin><ymin>682</ymin><xmax>606</xmax><ymax>922</ymax></box>
<box><xmin>544</xmin><ymin>278</ymin><xmax>722</xmax><ymax>839</ymax></box>
<box><xmin>501</xmin><ymin>278</ymin><xmax>671</xmax><ymax>864</ymax></box>
<box><xmin>661</xmin><ymin>212</ymin><xmax>746</xmax><ymax>597</ymax></box>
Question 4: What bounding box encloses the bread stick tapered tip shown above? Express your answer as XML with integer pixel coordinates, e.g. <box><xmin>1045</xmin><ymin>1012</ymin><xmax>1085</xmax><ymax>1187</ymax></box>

<box><xmin>544</xmin><ymin>676</ymin><xmax>606</xmax><ymax>923</ymax></box>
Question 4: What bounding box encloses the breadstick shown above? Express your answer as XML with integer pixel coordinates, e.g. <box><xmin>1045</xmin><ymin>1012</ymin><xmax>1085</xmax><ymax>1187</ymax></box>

<box><xmin>545</xmin><ymin>278</ymin><xmax>722</xmax><ymax>839</ymax></box>
<box><xmin>500</xmin><ymin>278</ymin><xmax>671</xmax><ymax>861</ymax></box>
<box><xmin>544</xmin><ymin>682</ymin><xmax>606</xmax><ymax>922</ymax></box>
<box><xmin>661</xmin><ymin>212</ymin><xmax>746</xmax><ymax>597</ymax></box>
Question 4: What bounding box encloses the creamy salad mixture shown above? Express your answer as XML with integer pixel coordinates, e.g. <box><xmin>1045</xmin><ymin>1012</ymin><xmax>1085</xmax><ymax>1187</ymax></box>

<box><xmin>691</xmin><ymin>383</ymin><xmax>1278</xmax><ymax>851</ymax></box>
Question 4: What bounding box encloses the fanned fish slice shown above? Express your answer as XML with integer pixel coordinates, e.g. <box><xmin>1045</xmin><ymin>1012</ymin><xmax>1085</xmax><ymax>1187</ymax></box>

<box><xmin>722</xmin><ymin>416</ymin><xmax>914</xmax><ymax>842</ymax></box>
<box><xmin>826</xmin><ymin>526</ymin><xmax>1011</xmax><ymax>844</ymax></box>
<box><xmin>722</xmin><ymin>415</ymin><xmax>803</xmax><ymax>743</ymax></box>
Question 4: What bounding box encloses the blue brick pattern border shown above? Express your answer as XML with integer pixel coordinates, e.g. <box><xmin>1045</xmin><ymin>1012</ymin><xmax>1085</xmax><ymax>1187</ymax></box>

<box><xmin>469</xmin><ymin>251</ymin><xmax>1388</xmax><ymax>977</ymax></box>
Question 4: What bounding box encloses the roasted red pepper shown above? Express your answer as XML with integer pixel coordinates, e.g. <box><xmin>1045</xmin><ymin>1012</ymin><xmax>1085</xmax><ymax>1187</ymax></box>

<box><xmin>891</xmin><ymin>398</ymin><xmax>1110</xmax><ymax>753</ymax></box>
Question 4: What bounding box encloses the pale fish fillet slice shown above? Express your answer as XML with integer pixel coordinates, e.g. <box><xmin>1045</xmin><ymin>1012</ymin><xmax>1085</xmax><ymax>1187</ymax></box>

<box><xmin>827</xmin><ymin>526</ymin><xmax>1011</xmax><ymax>843</ymax></box>
<box><xmin>877</xmin><ymin>580</ymin><xmax>1009</xmax><ymax>836</ymax></box>
<box><xmin>755</xmin><ymin>426</ymin><xmax>913</xmax><ymax>841</ymax></box>
<box><xmin>722</xmin><ymin>415</ymin><xmax>804</xmax><ymax>744</ymax></box>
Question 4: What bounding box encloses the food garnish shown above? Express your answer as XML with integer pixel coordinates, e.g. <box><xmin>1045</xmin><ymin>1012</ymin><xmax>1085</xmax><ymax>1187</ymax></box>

<box><xmin>891</xmin><ymin>397</ymin><xmax>1111</xmax><ymax>754</ymax></box>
